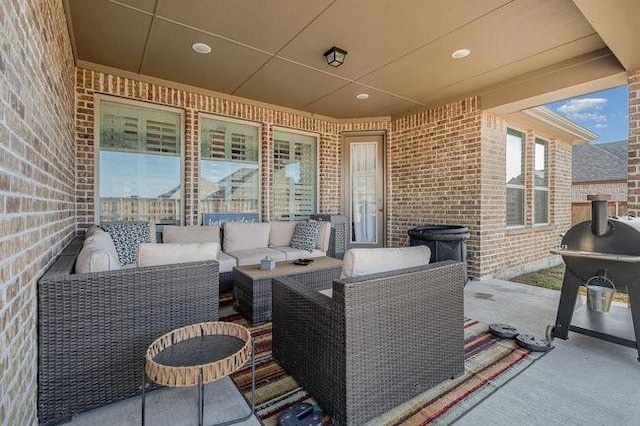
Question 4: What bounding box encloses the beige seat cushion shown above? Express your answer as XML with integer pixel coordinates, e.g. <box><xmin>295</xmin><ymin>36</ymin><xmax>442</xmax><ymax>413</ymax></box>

<box><xmin>319</xmin><ymin>288</ymin><xmax>333</xmax><ymax>298</ymax></box>
<box><xmin>340</xmin><ymin>246</ymin><xmax>431</xmax><ymax>278</ymax></box>
<box><xmin>273</xmin><ymin>246</ymin><xmax>326</xmax><ymax>261</ymax></box>
<box><xmin>223</xmin><ymin>222</ymin><xmax>271</xmax><ymax>252</ymax></box>
<box><xmin>216</xmin><ymin>251</ymin><xmax>237</xmax><ymax>273</ymax></box>
<box><xmin>76</xmin><ymin>232</ymin><xmax>120</xmax><ymax>273</ymax></box>
<box><xmin>163</xmin><ymin>225</ymin><xmax>220</xmax><ymax>244</ymax></box>
<box><xmin>269</xmin><ymin>221</ymin><xmax>297</xmax><ymax>247</ymax></box>
<box><xmin>225</xmin><ymin>247</ymin><xmax>286</xmax><ymax>266</ymax></box>
<box><xmin>137</xmin><ymin>242</ymin><xmax>220</xmax><ymax>267</ymax></box>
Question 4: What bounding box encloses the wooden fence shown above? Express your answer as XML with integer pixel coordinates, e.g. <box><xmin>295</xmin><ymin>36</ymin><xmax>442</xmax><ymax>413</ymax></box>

<box><xmin>571</xmin><ymin>201</ymin><xmax>627</xmax><ymax>225</ymax></box>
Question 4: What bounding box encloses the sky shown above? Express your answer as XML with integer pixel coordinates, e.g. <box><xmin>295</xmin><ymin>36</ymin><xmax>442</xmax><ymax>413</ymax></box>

<box><xmin>546</xmin><ymin>85</ymin><xmax>628</xmax><ymax>144</ymax></box>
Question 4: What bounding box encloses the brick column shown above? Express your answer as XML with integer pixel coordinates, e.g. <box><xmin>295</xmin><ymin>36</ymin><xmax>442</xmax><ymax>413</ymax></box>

<box><xmin>628</xmin><ymin>70</ymin><xmax>640</xmax><ymax>215</ymax></box>
<box><xmin>184</xmin><ymin>109</ymin><xmax>198</xmax><ymax>225</ymax></box>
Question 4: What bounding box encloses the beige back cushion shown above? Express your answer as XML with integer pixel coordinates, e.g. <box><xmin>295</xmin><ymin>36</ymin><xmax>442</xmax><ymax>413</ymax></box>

<box><xmin>269</xmin><ymin>221</ymin><xmax>297</xmax><ymax>247</ymax></box>
<box><xmin>85</xmin><ymin>224</ymin><xmax>104</xmax><ymax>238</ymax></box>
<box><xmin>340</xmin><ymin>246</ymin><xmax>431</xmax><ymax>278</ymax></box>
<box><xmin>137</xmin><ymin>242</ymin><xmax>220</xmax><ymax>267</ymax></box>
<box><xmin>223</xmin><ymin>222</ymin><xmax>271</xmax><ymax>252</ymax></box>
<box><xmin>314</xmin><ymin>221</ymin><xmax>331</xmax><ymax>252</ymax></box>
<box><xmin>76</xmin><ymin>232</ymin><xmax>120</xmax><ymax>273</ymax></box>
<box><xmin>163</xmin><ymin>225</ymin><xmax>220</xmax><ymax>244</ymax></box>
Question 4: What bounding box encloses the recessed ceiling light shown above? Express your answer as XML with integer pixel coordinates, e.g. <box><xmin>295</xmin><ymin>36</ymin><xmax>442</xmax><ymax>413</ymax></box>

<box><xmin>192</xmin><ymin>42</ymin><xmax>212</xmax><ymax>54</ymax></box>
<box><xmin>356</xmin><ymin>93</ymin><xmax>369</xmax><ymax>100</ymax></box>
<box><xmin>451</xmin><ymin>48</ymin><xmax>471</xmax><ymax>59</ymax></box>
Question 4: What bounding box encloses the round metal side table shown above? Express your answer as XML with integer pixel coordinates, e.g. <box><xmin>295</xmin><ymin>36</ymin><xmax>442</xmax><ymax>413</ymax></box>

<box><xmin>142</xmin><ymin>322</ymin><xmax>255</xmax><ymax>426</ymax></box>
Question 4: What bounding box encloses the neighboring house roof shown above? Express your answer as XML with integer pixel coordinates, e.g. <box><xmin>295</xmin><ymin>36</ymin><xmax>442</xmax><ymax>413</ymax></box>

<box><xmin>598</xmin><ymin>140</ymin><xmax>628</xmax><ymax>162</ymax></box>
<box><xmin>572</xmin><ymin>140</ymin><xmax>627</xmax><ymax>183</ymax></box>
<box><xmin>203</xmin><ymin>168</ymin><xmax>259</xmax><ymax>200</ymax></box>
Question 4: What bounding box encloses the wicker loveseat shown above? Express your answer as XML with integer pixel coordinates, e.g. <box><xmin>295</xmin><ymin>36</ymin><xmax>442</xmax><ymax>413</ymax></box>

<box><xmin>272</xmin><ymin>259</ymin><xmax>465</xmax><ymax>425</ymax></box>
<box><xmin>37</xmin><ymin>237</ymin><xmax>219</xmax><ymax>425</ymax></box>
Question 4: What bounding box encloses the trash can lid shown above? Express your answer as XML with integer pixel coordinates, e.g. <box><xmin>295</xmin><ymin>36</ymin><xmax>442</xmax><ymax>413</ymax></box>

<box><xmin>408</xmin><ymin>224</ymin><xmax>470</xmax><ymax>239</ymax></box>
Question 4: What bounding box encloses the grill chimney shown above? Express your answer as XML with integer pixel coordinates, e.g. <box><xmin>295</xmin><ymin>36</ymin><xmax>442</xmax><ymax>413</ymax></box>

<box><xmin>587</xmin><ymin>194</ymin><xmax>611</xmax><ymax>236</ymax></box>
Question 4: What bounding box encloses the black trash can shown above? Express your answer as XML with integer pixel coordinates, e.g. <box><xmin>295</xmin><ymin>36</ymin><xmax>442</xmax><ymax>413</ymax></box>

<box><xmin>408</xmin><ymin>225</ymin><xmax>470</xmax><ymax>283</ymax></box>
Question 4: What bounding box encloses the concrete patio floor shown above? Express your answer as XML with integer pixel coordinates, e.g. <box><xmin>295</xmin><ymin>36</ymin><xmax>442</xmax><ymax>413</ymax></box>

<box><xmin>62</xmin><ymin>279</ymin><xmax>640</xmax><ymax>426</ymax></box>
<box><xmin>459</xmin><ymin>278</ymin><xmax>640</xmax><ymax>426</ymax></box>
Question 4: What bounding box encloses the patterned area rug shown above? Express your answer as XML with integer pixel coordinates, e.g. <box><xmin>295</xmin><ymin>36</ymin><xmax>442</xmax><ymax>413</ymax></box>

<box><xmin>220</xmin><ymin>294</ymin><xmax>547</xmax><ymax>425</ymax></box>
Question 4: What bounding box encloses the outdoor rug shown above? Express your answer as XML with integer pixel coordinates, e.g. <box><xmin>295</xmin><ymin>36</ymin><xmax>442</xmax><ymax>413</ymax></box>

<box><xmin>220</xmin><ymin>296</ymin><xmax>548</xmax><ymax>425</ymax></box>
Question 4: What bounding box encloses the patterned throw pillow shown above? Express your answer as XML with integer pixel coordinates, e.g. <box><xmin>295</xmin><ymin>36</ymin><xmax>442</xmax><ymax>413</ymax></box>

<box><xmin>101</xmin><ymin>221</ymin><xmax>151</xmax><ymax>265</ymax></box>
<box><xmin>290</xmin><ymin>221</ymin><xmax>320</xmax><ymax>252</ymax></box>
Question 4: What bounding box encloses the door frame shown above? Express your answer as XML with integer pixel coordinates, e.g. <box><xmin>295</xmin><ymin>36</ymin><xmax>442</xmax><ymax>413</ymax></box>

<box><xmin>342</xmin><ymin>131</ymin><xmax>387</xmax><ymax>249</ymax></box>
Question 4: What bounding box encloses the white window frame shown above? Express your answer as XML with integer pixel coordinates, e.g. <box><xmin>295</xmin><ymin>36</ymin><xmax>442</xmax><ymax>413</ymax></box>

<box><xmin>198</xmin><ymin>113</ymin><xmax>262</xmax><ymax>222</ymax></box>
<box><xmin>534</xmin><ymin>138</ymin><xmax>549</xmax><ymax>225</ymax></box>
<box><xmin>272</xmin><ymin>126</ymin><xmax>320</xmax><ymax>221</ymax></box>
<box><xmin>506</xmin><ymin>127</ymin><xmax>526</xmax><ymax>228</ymax></box>
<box><xmin>94</xmin><ymin>94</ymin><xmax>186</xmax><ymax>225</ymax></box>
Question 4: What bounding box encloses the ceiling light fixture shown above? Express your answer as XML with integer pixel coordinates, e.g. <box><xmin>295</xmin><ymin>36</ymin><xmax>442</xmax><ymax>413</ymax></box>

<box><xmin>192</xmin><ymin>42</ymin><xmax>212</xmax><ymax>54</ymax></box>
<box><xmin>356</xmin><ymin>93</ymin><xmax>369</xmax><ymax>100</ymax></box>
<box><xmin>451</xmin><ymin>48</ymin><xmax>471</xmax><ymax>59</ymax></box>
<box><xmin>324</xmin><ymin>46</ymin><xmax>347</xmax><ymax>67</ymax></box>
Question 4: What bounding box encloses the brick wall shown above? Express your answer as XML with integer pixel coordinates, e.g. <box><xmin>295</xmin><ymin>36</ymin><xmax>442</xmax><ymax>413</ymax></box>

<box><xmin>0</xmin><ymin>0</ymin><xmax>76</xmax><ymax>424</ymax></box>
<box><xmin>478</xmin><ymin>114</ymin><xmax>572</xmax><ymax>278</ymax></box>
<box><xmin>478</xmin><ymin>113</ymin><xmax>508</xmax><ymax>276</ymax></box>
<box><xmin>75</xmin><ymin>69</ymin><xmax>360</xmax><ymax>228</ymax></box>
<box><xmin>387</xmin><ymin>98</ymin><xmax>483</xmax><ymax>277</ymax></box>
<box><xmin>628</xmin><ymin>70</ymin><xmax>640</xmax><ymax>215</ymax></box>
<box><xmin>75</xmin><ymin>69</ymin><xmax>574</xmax><ymax>279</ymax></box>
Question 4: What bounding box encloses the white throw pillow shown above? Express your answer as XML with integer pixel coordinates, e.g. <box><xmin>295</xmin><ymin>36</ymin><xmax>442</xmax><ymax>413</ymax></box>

<box><xmin>76</xmin><ymin>232</ymin><xmax>120</xmax><ymax>273</ymax></box>
<box><xmin>223</xmin><ymin>222</ymin><xmax>270</xmax><ymax>252</ymax></box>
<box><xmin>163</xmin><ymin>225</ymin><xmax>221</xmax><ymax>244</ymax></box>
<box><xmin>269</xmin><ymin>221</ymin><xmax>297</xmax><ymax>247</ymax></box>
<box><xmin>137</xmin><ymin>242</ymin><xmax>220</xmax><ymax>267</ymax></box>
<box><xmin>340</xmin><ymin>246</ymin><xmax>431</xmax><ymax>278</ymax></box>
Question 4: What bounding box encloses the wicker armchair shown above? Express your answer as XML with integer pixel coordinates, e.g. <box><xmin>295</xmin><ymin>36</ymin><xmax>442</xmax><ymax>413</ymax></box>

<box><xmin>272</xmin><ymin>260</ymin><xmax>464</xmax><ymax>425</ymax></box>
<box><xmin>38</xmin><ymin>237</ymin><xmax>219</xmax><ymax>425</ymax></box>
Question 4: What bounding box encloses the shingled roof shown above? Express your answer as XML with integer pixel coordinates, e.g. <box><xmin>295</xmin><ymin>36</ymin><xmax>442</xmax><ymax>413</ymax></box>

<box><xmin>572</xmin><ymin>140</ymin><xmax>627</xmax><ymax>183</ymax></box>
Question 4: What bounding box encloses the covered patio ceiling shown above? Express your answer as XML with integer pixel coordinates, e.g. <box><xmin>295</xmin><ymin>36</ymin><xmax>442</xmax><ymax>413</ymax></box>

<box><xmin>64</xmin><ymin>0</ymin><xmax>638</xmax><ymax>118</ymax></box>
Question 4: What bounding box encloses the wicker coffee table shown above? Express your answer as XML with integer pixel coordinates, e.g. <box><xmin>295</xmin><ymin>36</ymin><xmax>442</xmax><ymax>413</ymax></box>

<box><xmin>142</xmin><ymin>322</ymin><xmax>255</xmax><ymax>426</ymax></box>
<box><xmin>233</xmin><ymin>257</ymin><xmax>343</xmax><ymax>325</ymax></box>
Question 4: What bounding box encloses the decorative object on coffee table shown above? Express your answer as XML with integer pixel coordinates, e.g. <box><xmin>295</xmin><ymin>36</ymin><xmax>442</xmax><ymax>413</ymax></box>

<box><xmin>142</xmin><ymin>322</ymin><xmax>255</xmax><ymax>426</ymax></box>
<box><xmin>233</xmin><ymin>256</ymin><xmax>343</xmax><ymax>325</ymax></box>
<box><xmin>261</xmin><ymin>256</ymin><xmax>276</xmax><ymax>271</ymax></box>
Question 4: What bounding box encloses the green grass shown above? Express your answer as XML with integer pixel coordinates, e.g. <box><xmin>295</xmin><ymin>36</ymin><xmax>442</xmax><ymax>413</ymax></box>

<box><xmin>512</xmin><ymin>264</ymin><xmax>629</xmax><ymax>303</ymax></box>
<box><xmin>511</xmin><ymin>265</ymin><xmax>565</xmax><ymax>290</ymax></box>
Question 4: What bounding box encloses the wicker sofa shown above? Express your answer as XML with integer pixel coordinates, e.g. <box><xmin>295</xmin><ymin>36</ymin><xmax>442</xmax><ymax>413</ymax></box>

<box><xmin>272</xmin><ymin>259</ymin><xmax>465</xmax><ymax>425</ymax></box>
<box><xmin>37</xmin><ymin>237</ymin><xmax>219</xmax><ymax>425</ymax></box>
<box><xmin>160</xmin><ymin>220</ymin><xmax>332</xmax><ymax>293</ymax></box>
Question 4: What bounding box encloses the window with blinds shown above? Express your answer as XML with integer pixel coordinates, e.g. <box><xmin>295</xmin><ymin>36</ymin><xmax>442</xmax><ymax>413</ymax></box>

<box><xmin>199</xmin><ymin>117</ymin><xmax>260</xmax><ymax>218</ymax></box>
<box><xmin>97</xmin><ymin>100</ymin><xmax>183</xmax><ymax>225</ymax></box>
<box><xmin>100</xmin><ymin>101</ymin><xmax>180</xmax><ymax>155</ymax></box>
<box><xmin>273</xmin><ymin>130</ymin><xmax>318</xmax><ymax>221</ymax></box>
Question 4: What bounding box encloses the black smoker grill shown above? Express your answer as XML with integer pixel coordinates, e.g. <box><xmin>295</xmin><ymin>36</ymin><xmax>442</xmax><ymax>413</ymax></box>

<box><xmin>551</xmin><ymin>194</ymin><xmax>640</xmax><ymax>361</ymax></box>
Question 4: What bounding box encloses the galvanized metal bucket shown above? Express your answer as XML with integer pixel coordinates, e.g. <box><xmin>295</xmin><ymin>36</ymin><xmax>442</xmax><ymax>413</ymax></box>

<box><xmin>585</xmin><ymin>275</ymin><xmax>616</xmax><ymax>313</ymax></box>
